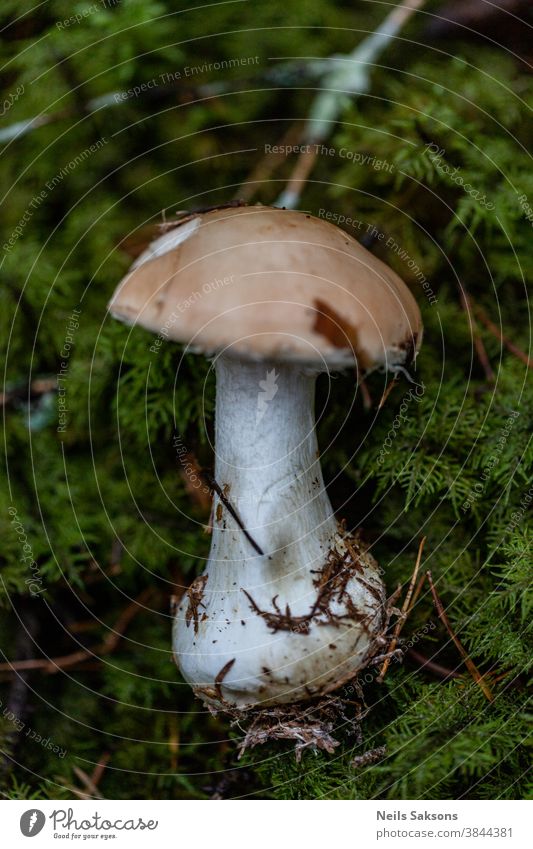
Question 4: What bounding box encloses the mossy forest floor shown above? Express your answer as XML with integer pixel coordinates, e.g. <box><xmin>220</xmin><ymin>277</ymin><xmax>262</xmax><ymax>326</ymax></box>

<box><xmin>0</xmin><ymin>0</ymin><xmax>531</xmax><ymax>799</ymax></box>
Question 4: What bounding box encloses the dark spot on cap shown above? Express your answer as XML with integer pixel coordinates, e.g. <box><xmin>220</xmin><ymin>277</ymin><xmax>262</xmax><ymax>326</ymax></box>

<box><xmin>313</xmin><ymin>298</ymin><xmax>371</xmax><ymax>370</ymax></box>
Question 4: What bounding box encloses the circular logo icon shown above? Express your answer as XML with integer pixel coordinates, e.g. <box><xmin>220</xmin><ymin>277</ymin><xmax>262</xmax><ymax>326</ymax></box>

<box><xmin>20</xmin><ymin>809</ymin><xmax>46</xmax><ymax>837</ymax></box>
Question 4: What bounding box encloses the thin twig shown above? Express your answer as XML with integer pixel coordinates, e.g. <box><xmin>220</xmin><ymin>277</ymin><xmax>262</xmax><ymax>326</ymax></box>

<box><xmin>459</xmin><ymin>290</ymin><xmax>494</xmax><ymax>381</ymax></box>
<box><xmin>168</xmin><ymin>716</ymin><xmax>179</xmax><ymax>772</ymax></box>
<box><xmin>409</xmin><ymin>571</ymin><xmax>428</xmax><ymax>612</ymax></box>
<box><xmin>473</xmin><ymin>301</ymin><xmax>533</xmax><ymax>369</ymax></box>
<box><xmin>236</xmin><ymin>123</ymin><xmax>302</xmax><ymax>202</ymax></box>
<box><xmin>426</xmin><ymin>570</ymin><xmax>493</xmax><ymax>702</ymax></box>
<box><xmin>358</xmin><ymin>377</ymin><xmax>373</xmax><ymax>410</ymax></box>
<box><xmin>178</xmin><ymin>450</ymin><xmax>212</xmax><ymax>512</ymax></box>
<box><xmin>0</xmin><ymin>605</ymin><xmax>39</xmax><ymax>779</ymax></box>
<box><xmin>407</xmin><ymin>648</ymin><xmax>459</xmax><ymax>679</ymax></box>
<box><xmin>377</xmin><ymin>536</ymin><xmax>426</xmax><ymax>681</ymax></box>
<box><xmin>276</xmin><ymin>145</ymin><xmax>318</xmax><ymax>209</ymax></box>
<box><xmin>0</xmin><ymin>588</ymin><xmax>154</xmax><ymax>674</ymax></box>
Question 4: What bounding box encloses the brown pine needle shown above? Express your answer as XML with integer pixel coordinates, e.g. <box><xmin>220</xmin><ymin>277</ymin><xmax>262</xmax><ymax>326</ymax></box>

<box><xmin>378</xmin><ymin>376</ymin><xmax>400</xmax><ymax>410</ymax></box>
<box><xmin>72</xmin><ymin>766</ymin><xmax>105</xmax><ymax>799</ymax></box>
<box><xmin>409</xmin><ymin>571</ymin><xmax>428</xmax><ymax>612</ymax></box>
<box><xmin>168</xmin><ymin>715</ymin><xmax>180</xmax><ymax>772</ymax></box>
<box><xmin>426</xmin><ymin>570</ymin><xmax>494</xmax><ymax>702</ymax></box>
<box><xmin>378</xmin><ymin>536</ymin><xmax>426</xmax><ymax>682</ymax></box>
<box><xmin>90</xmin><ymin>753</ymin><xmax>111</xmax><ymax>789</ymax></box>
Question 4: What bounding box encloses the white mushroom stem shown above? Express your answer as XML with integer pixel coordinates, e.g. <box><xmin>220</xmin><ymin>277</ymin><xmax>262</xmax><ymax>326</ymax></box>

<box><xmin>212</xmin><ymin>355</ymin><xmax>337</xmax><ymax>568</ymax></box>
<box><xmin>174</xmin><ymin>355</ymin><xmax>385</xmax><ymax>709</ymax></box>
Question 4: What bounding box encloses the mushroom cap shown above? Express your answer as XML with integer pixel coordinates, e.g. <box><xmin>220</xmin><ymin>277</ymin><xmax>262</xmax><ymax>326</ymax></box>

<box><xmin>109</xmin><ymin>204</ymin><xmax>422</xmax><ymax>372</ymax></box>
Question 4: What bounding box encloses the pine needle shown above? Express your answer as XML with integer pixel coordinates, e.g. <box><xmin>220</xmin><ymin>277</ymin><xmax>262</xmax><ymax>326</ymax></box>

<box><xmin>426</xmin><ymin>571</ymin><xmax>494</xmax><ymax>702</ymax></box>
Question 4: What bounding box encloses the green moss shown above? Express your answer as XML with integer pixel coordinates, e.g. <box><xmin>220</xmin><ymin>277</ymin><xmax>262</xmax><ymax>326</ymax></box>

<box><xmin>0</xmin><ymin>0</ymin><xmax>530</xmax><ymax>799</ymax></box>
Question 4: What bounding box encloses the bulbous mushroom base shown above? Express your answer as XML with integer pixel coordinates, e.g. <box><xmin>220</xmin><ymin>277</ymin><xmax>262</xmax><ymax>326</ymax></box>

<box><xmin>174</xmin><ymin>533</ymin><xmax>386</xmax><ymax>711</ymax></box>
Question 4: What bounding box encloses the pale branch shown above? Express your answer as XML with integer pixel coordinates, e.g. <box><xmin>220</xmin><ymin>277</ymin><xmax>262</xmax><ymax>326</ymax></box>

<box><xmin>277</xmin><ymin>0</ymin><xmax>428</xmax><ymax>208</ymax></box>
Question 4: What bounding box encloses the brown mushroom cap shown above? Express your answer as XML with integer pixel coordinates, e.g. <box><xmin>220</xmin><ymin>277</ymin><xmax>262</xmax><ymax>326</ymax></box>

<box><xmin>109</xmin><ymin>204</ymin><xmax>423</xmax><ymax>371</ymax></box>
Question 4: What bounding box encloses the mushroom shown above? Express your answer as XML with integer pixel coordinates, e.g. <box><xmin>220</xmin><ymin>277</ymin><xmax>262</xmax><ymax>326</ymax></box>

<box><xmin>109</xmin><ymin>203</ymin><xmax>422</xmax><ymax>710</ymax></box>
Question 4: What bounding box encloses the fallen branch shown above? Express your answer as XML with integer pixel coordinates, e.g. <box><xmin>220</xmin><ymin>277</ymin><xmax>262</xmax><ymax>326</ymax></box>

<box><xmin>236</xmin><ymin>123</ymin><xmax>303</xmax><ymax>202</ymax></box>
<box><xmin>277</xmin><ymin>0</ymin><xmax>428</xmax><ymax>208</ymax></box>
<box><xmin>378</xmin><ymin>376</ymin><xmax>400</xmax><ymax>410</ymax></box>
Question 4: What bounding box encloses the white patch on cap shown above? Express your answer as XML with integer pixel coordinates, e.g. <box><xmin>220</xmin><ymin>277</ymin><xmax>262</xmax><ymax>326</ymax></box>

<box><xmin>132</xmin><ymin>217</ymin><xmax>201</xmax><ymax>269</ymax></box>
